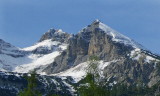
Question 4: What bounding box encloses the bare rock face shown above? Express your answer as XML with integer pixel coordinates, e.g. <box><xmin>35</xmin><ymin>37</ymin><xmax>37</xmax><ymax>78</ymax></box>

<box><xmin>39</xmin><ymin>28</ymin><xmax>70</xmax><ymax>43</ymax></box>
<box><xmin>39</xmin><ymin>28</ymin><xmax>56</xmax><ymax>42</ymax></box>
<box><xmin>43</xmin><ymin>20</ymin><xmax>134</xmax><ymax>74</ymax></box>
<box><xmin>43</xmin><ymin>20</ymin><xmax>160</xmax><ymax>88</ymax></box>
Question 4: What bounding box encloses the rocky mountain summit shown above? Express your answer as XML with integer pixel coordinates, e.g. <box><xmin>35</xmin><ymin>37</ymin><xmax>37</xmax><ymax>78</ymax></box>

<box><xmin>39</xmin><ymin>28</ymin><xmax>70</xmax><ymax>43</ymax></box>
<box><xmin>0</xmin><ymin>20</ymin><xmax>160</xmax><ymax>96</ymax></box>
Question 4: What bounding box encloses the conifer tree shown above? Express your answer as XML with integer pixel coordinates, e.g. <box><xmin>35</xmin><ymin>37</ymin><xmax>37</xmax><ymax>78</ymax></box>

<box><xmin>18</xmin><ymin>71</ymin><xmax>42</xmax><ymax>96</ymax></box>
<box><xmin>78</xmin><ymin>56</ymin><xmax>110</xmax><ymax>96</ymax></box>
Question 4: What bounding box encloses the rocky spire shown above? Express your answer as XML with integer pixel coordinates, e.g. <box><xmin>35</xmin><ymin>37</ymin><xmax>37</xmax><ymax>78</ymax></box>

<box><xmin>92</xmin><ymin>19</ymin><xmax>101</xmax><ymax>24</ymax></box>
<box><xmin>39</xmin><ymin>28</ymin><xmax>70</xmax><ymax>43</ymax></box>
<box><xmin>39</xmin><ymin>28</ymin><xmax>56</xmax><ymax>42</ymax></box>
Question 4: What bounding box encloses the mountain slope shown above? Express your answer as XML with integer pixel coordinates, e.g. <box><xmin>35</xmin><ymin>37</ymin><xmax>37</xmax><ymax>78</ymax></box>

<box><xmin>0</xmin><ymin>29</ymin><xmax>69</xmax><ymax>74</ymax></box>
<box><xmin>0</xmin><ymin>39</ymin><xmax>25</xmax><ymax>71</ymax></box>
<box><xmin>0</xmin><ymin>20</ymin><xmax>160</xmax><ymax>96</ymax></box>
<box><xmin>0</xmin><ymin>71</ymin><xmax>76</xmax><ymax>96</ymax></box>
<box><xmin>42</xmin><ymin>20</ymin><xmax>160</xmax><ymax>87</ymax></box>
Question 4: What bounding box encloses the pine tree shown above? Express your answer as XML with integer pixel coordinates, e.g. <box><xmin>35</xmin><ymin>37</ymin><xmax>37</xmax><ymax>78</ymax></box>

<box><xmin>78</xmin><ymin>56</ymin><xmax>110</xmax><ymax>96</ymax></box>
<box><xmin>18</xmin><ymin>71</ymin><xmax>42</xmax><ymax>96</ymax></box>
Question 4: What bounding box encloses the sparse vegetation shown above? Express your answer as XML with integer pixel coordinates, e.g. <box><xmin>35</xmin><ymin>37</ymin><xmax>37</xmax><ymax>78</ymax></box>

<box><xmin>76</xmin><ymin>56</ymin><xmax>160</xmax><ymax>96</ymax></box>
<box><xmin>17</xmin><ymin>56</ymin><xmax>160</xmax><ymax>96</ymax></box>
<box><xmin>77</xmin><ymin>56</ymin><xmax>110</xmax><ymax>96</ymax></box>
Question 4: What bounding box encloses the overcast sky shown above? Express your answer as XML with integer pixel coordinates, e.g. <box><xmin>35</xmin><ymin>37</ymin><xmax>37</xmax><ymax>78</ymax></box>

<box><xmin>0</xmin><ymin>0</ymin><xmax>160</xmax><ymax>54</ymax></box>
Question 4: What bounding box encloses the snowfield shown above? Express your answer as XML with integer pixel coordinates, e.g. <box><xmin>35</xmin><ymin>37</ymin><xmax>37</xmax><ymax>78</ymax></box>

<box><xmin>0</xmin><ymin>39</ymin><xmax>68</xmax><ymax>73</ymax></box>
<box><xmin>53</xmin><ymin>60</ymin><xmax>119</xmax><ymax>83</ymax></box>
<box><xmin>98</xmin><ymin>21</ymin><xmax>143</xmax><ymax>49</ymax></box>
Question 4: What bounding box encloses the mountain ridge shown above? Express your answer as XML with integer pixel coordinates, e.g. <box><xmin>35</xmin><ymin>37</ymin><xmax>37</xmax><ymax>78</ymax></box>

<box><xmin>0</xmin><ymin>20</ymin><xmax>160</xmax><ymax>96</ymax></box>
<box><xmin>0</xmin><ymin>20</ymin><xmax>159</xmax><ymax>75</ymax></box>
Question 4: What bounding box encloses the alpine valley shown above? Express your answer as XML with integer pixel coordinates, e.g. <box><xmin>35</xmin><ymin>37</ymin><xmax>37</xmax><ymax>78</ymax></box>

<box><xmin>0</xmin><ymin>20</ymin><xmax>160</xmax><ymax>96</ymax></box>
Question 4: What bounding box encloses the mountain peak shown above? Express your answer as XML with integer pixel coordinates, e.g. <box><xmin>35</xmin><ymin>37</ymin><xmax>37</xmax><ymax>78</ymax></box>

<box><xmin>56</xmin><ymin>29</ymin><xmax>63</xmax><ymax>32</ymax></box>
<box><xmin>39</xmin><ymin>28</ymin><xmax>70</xmax><ymax>43</ymax></box>
<box><xmin>47</xmin><ymin>28</ymin><xmax>64</xmax><ymax>34</ymax></box>
<box><xmin>48</xmin><ymin>28</ymin><xmax>56</xmax><ymax>33</ymax></box>
<box><xmin>92</xmin><ymin>19</ymin><xmax>101</xmax><ymax>23</ymax></box>
<box><xmin>0</xmin><ymin>39</ymin><xmax>18</xmax><ymax>51</ymax></box>
<box><xmin>0</xmin><ymin>39</ymin><xmax>5</xmax><ymax>43</ymax></box>
<box><xmin>79</xmin><ymin>20</ymin><xmax>143</xmax><ymax>49</ymax></box>
<box><xmin>98</xmin><ymin>22</ymin><xmax>144</xmax><ymax>49</ymax></box>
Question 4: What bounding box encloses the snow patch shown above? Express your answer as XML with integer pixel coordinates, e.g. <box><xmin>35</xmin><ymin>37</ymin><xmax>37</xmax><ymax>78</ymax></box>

<box><xmin>62</xmin><ymin>81</ymin><xmax>76</xmax><ymax>94</ymax></box>
<box><xmin>99</xmin><ymin>61</ymin><xmax>110</xmax><ymax>70</ymax></box>
<box><xmin>53</xmin><ymin>60</ymin><xmax>118</xmax><ymax>82</ymax></box>
<box><xmin>130</xmin><ymin>48</ymin><xmax>142</xmax><ymax>60</ymax></box>
<box><xmin>22</xmin><ymin>39</ymin><xmax>60</xmax><ymax>51</ymax></box>
<box><xmin>99</xmin><ymin>22</ymin><xmax>142</xmax><ymax>48</ymax></box>
<box><xmin>14</xmin><ymin>51</ymin><xmax>61</xmax><ymax>73</ymax></box>
<box><xmin>98</xmin><ymin>60</ymin><xmax>119</xmax><ymax>77</ymax></box>
<box><xmin>53</xmin><ymin>62</ymin><xmax>88</xmax><ymax>83</ymax></box>
<box><xmin>130</xmin><ymin>48</ymin><xmax>159</xmax><ymax>63</ymax></box>
<box><xmin>145</xmin><ymin>56</ymin><xmax>156</xmax><ymax>63</ymax></box>
<box><xmin>0</xmin><ymin>39</ymin><xmax>68</xmax><ymax>73</ymax></box>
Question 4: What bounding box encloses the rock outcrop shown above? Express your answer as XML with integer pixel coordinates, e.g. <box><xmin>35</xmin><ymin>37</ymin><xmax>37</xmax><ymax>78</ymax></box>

<box><xmin>42</xmin><ymin>20</ymin><xmax>160</xmax><ymax>88</ymax></box>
